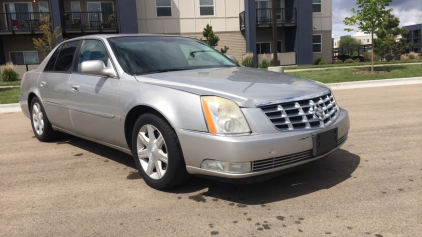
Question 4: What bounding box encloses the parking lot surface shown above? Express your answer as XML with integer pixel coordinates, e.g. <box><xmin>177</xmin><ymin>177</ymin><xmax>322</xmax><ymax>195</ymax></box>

<box><xmin>1</xmin><ymin>84</ymin><xmax>421</xmax><ymax>236</ymax></box>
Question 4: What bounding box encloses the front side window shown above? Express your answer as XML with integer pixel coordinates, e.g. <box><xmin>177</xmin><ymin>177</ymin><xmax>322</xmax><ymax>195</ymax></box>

<box><xmin>77</xmin><ymin>40</ymin><xmax>110</xmax><ymax>73</ymax></box>
<box><xmin>54</xmin><ymin>41</ymin><xmax>80</xmax><ymax>72</ymax></box>
<box><xmin>200</xmin><ymin>0</ymin><xmax>214</xmax><ymax>16</ymax></box>
<box><xmin>312</xmin><ymin>0</ymin><xmax>321</xmax><ymax>13</ymax></box>
<box><xmin>108</xmin><ymin>36</ymin><xmax>236</xmax><ymax>75</ymax></box>
<box><xmin>156</xmin><ymin>0</ymin><xmax>172</xmax><ymax>17</ymax></box>
<box><xmin>256</xmin><ymin>42</ymin><xmax>271</xmax><ymax>54</ymax></box>
<box><xmin>44</xmin><ymin>46</ymin><xmax>61</xmax><ymax>71</ymax></box>
<box><xmin>10</xmin><ymin>51</ymin><xmax>39</xmax><ymax>65</ymax></box>
<box><xmin>313</xmin><ymin>35</ymin><xmax>322</xmax><ymax>53</ymax></box>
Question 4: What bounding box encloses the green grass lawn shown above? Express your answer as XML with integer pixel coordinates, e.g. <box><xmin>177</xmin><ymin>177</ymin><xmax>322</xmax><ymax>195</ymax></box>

<box><xmin>0</xmin><ymin>80</ymin><xmax>21</xmax><ymax>87</ymax></box>
<box><xmin>286</xmin><ymin>64</ymin><xmax>422</xmax><ymax>84</ymax></box>
<box><xmin>0</xmin><ymin>87</ymin><xmax>20</xmax><ymax>104</ymax></box>
<box><xmin>284</xmin><ymin>59</ymin><xmax>422</xmax><ymax>70</ymax></box>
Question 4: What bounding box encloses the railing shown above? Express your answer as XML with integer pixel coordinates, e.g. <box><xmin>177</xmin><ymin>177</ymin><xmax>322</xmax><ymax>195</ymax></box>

<box><xmin>239</xmin><ymin>8</ymin><xmax>296</xmax><ymax>30</ymax></box>
<box><xmin>61</xmin><ymin>11</ymin><xmax>118</xmax><ymax>33</ymax></box>
<box><xmin>0</xmin><ymin>12</ymin><xmax>49</xmax><ymax>33</ymax></box>
<box><xmin>256</xmin><ymin>8</ymin><xmax>296</xmax><ymax>25</ymax></box>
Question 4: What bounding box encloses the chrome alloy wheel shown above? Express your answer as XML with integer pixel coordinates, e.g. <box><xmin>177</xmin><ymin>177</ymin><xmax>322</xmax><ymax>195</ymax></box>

<box><xmin>137</xmin><ymin>124</ymin><xmax>169</xmax><ymax>180</ymax></box>
<box><xmin>32</xmin><ymin>103</ymin><xmax>44</xmax><ymax>135</ymax></box>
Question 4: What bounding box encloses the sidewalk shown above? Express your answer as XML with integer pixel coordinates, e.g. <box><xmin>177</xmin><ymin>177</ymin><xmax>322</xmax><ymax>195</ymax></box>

<box><xmin>0</xmin><ymin>86</ymin><xmax>20</xmax><ymax>88</ymax></box>
<box><xmin>0</xmin><ymin>103</ymin><xmax>21</xmax><ymax>113</ymax></box>
<box><xmin>285</xmin><ymin>62</ymin><xmax>422</xmax><ymax>72</ymax></box>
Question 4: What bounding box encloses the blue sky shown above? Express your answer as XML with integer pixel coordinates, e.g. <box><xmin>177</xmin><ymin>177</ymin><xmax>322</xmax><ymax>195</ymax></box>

<box><xmin>332</xmin><ymin>0</ymin><xmax>421</xmax><ymax>39</ymax></box>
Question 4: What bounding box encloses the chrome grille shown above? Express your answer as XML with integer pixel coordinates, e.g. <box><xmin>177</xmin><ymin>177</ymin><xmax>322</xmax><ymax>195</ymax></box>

<box><xmin>252</xmin><ymin>133</ymin><xmax>348</xmax><ymax>172</ymax></box>
<box><xmin>260</xmin><ymin>93</ymin><xmax>339</xmax><ymax>131</ymax></box>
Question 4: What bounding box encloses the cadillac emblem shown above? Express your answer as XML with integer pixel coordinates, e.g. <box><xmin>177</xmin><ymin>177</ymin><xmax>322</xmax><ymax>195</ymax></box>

<box><xmin>311</xmin><ymin>104</ymin><xmax>325</xmax><ymax>121</ymax></box>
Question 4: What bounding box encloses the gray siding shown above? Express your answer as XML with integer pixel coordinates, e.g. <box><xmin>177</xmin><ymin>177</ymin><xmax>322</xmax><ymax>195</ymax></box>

<box><xmin>313</xmin><ymin>30</ymin><xmax>332</xmax><ymax>64</ymax></box>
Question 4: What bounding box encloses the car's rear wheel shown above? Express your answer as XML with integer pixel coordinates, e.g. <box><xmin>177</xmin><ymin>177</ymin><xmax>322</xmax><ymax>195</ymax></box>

<box><xmin>131</xmin><ymin>113</ymin><xmax>190</xmax><ymax>190</ymax></box>
<box><xmin>30</xmin><ymin>97</ymin><xmax>60</xmax><ymax>142</ymax></box>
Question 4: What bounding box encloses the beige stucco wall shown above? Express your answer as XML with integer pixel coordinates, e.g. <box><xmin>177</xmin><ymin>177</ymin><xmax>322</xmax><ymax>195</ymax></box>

<box><xmin>258</xmin><ymin>52</ymin><xmax>295</xmax><ymax>65</ymax></box>
<box><xmin>313</xmin><ymin>30</ymin><xmax>332</xmax><ymax>64</ymax></box>
<box><xmin>312</xmin><ymin>0</ymin><xmax>332</xmax><ymax>31</ymax></box>
<box><xmin>136</xmin><ymin>0</ymin><xmax>245</xmax><ymax>34</ymax></box>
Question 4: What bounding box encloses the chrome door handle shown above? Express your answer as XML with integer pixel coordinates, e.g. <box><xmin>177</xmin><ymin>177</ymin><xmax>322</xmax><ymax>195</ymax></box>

<box><xmin>40</xmin><ymin>81</ymin><xmax>46</xmax><ymax>87</ymax></box>
<box><xmin>71</xmin><ymin>85</ymin><xmax>80</xmax><ymax>92</ymax></box>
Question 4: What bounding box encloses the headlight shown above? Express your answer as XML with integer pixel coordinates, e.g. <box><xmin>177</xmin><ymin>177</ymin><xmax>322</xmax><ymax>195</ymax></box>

<box><xmin>201</xmin><ymin>160</ymin><xmax>252</xmax><ymax>174</ymax></box>
<box><xmin>201</xmin><ymin>96</ymin><xmax>251</xmax><ymax>135</ymax></box>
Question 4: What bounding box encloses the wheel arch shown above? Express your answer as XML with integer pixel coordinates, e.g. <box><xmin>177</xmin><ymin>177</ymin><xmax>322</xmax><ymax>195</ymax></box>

<box><xmin>124</xmin><ymin>105</ymin><xmax>174</xmax><ymax>150</ymax></box>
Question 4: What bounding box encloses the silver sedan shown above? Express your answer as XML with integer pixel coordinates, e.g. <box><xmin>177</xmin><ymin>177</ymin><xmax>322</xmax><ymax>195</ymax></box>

<box><xmin>19</xmin><ymin>35</ymin><xmax>350</xmax><ymax>190</ymax></box>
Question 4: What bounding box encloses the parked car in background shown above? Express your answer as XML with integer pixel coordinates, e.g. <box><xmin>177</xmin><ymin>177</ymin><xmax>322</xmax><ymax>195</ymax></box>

<box><xmin>19</xmin><ymin>35</ymin><xmax>350</xmax><ymax>190</ymax></box>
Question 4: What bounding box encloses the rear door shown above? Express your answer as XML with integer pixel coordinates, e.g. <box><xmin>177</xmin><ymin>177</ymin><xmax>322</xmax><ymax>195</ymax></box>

<box><xmin>68</xmin><ymin>39</ymin><xmax>120</xmax><ymax>145</ymax></box>
<box><xmin>38</xmin><ymin>40</ymin><xmax>81</xmax><ymax>131</ymax></box>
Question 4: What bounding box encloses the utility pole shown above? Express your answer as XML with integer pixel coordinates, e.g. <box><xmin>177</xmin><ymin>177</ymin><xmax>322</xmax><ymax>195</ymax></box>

<box><xmin>271</xmin><ymin>0</ymin><xmax>280</xmax><ymax>66</ymax></box>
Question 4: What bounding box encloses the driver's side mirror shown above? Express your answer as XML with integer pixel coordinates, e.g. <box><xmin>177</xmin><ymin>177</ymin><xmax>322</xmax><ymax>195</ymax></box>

<box><xmin>81</xmin><ymin>59</ymin><xmax>117</xmax><ymax>78</ymax></box>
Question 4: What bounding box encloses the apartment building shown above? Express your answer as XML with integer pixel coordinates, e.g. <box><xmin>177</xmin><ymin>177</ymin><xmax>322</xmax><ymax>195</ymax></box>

<box><xmin>136</xmin><ymin>0</ymin><xmax>332</xmax><ymax>65</ymax></box>
<box><xmin>0</xmin><ymin>0</ymin><xmax>137</xmax><ymax>65</ymax></box>
<box><xmin>0</xmin><ymin>0</ymin><xmax>332</xmax><ymax>66</ymax></box>
<box><xmin>334</xmin><ymin>33</ymin><xmax>376</xmax><ymax>48</ymax></box>
<box><xmin>404</xmin><ymin>23</ymin><xmax>422</xmax><ymax>53</ymax></box>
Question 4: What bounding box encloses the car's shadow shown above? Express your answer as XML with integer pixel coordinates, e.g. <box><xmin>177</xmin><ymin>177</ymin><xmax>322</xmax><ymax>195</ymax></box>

<box><xmin>55</xmin><ymin>133</ymin><xmax>359</xmax><ymax>205</ymax></box>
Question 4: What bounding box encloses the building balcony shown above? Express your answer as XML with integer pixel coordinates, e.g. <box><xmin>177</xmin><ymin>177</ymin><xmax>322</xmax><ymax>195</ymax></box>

<box><xmin>240</xmin><ymin>8</ymin><xmax>297</xmax><ymax>30</ymax></box>
<box><xmin>258</xmin><ymin>52</ymin><xmax>296</xmax><ymax>66</ymax></box>
<box><xmin>61</xmin><ymin>11</ymin><xmax>118</xmax><ymax>33</ymax></box>
<box><xmin>0</xmin><ymin>12</ymin><xmax>49</xmax><ymax>35</ymax></box>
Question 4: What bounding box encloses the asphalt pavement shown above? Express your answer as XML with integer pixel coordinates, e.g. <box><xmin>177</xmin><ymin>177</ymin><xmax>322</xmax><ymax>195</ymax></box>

<box><xmin>1</xmin><ymin>84</ymin><xmax>421</xmax><ymax>237</ymax></box>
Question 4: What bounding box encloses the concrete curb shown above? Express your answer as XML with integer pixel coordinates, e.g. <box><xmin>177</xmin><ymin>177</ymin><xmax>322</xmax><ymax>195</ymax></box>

<box><xmin>284</xmin><ymin>62</ymin><xmax>422</xmax><ymax>72</ymax></box>
<box><xmin>0</xmin><ymin>103</ymin><xmax>21</xmax><ymax>113</ymax></box>
<box><xmin>327</xmin><ymin>77</ymin><xmax>422</xmax><ymax>90</ymax></box>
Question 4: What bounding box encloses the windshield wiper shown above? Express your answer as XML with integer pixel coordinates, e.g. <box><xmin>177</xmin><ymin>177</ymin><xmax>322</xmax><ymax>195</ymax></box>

<box><xmin>143</xmin><ymin>68</ymin><xmax>190</xmax><ymax>74</ymax></box>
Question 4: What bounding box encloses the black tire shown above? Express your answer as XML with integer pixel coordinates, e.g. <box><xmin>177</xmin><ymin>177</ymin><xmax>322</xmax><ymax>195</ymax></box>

<box><xmin>30</xmin><ymin>97</ymin><xmax>60</xmax><ymax>142</ymax></box>
<box><xmin>131</xmin><ymin>113</ymin><xmax>190</xmax><ymax>190</ymax></box>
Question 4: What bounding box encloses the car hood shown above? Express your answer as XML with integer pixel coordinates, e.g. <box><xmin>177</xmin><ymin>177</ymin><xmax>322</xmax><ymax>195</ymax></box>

<box><xmin>135</xmin><ymin>67</ymin><xmax>330</xmax><ymax>107</ymax></box>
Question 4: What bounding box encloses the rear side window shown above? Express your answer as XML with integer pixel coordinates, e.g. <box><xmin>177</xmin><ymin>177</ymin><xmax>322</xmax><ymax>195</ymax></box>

<box><xmin>44</xmin><ymin>46</ymin><xmax>61</xmax><ymax>71</ymax></box>
<box><xmin>53</xmin><ymin>41</ymin><xmax>80</xmax><ymax>72</ymax></box>
<box><xmin>76</xmin><ymin>40</ymin><xmax>110</xmax><ymax>73</ymax></box>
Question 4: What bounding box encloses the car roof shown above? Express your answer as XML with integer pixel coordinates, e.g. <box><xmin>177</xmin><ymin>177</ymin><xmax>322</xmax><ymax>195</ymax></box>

<box><xmin>66</xmin><ymin>34</ymin><xmax>193</xmax><ymax>41</ymax></box>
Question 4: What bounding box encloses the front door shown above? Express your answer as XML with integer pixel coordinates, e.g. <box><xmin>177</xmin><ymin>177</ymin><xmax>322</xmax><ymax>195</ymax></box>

<box><xmin>68</xmin><ymin>39</ymin><xmax>120</xmax><ymax>145</ymax></box>
<box><xmin>39</xmin><ymin>41</ymin><xmax>80</xmax><ymax>131</ymax></box>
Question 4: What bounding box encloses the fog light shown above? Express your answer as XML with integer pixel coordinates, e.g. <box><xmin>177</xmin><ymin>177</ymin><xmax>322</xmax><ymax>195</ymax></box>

<box><xmin>200</xmin><ymin>160</ymin><xmax>252</xmax><ymax>174</ymax></box>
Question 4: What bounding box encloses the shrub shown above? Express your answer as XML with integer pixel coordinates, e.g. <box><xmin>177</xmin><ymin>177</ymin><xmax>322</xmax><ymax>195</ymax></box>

<box><xmin>354</xmin><ymin>58</ymin><xmax>361</xmax><ymax>63</ymax></box>
<box><xmin>361</xmin><ymin>51</ymin><xmax>380</xmax><ymax>62</ymax></box>
<box><xmin>408</xmin><ymin>52</ymin><xmax>418</xmax><ymax>59</ymax></box>
<box><xmin>314</xmin><ymin>58</ymin><xmax>324</xmax><ymax>65</ymax></box>
<box><xmin>259</xmin><ymin>59</ymin><xmax>271</xmax><ymax>69</ymax></box>
<box><xmin>400</xmin><ymin>54</ymin><xmax>407</xmax><ymax>60</ymax></box>
<box><xmin>344</xmin><ymin>59</ymin><xmax>356</xmax><ymax>64</ymax></box>
<box><xmin>335</xmin><ymin>60</ymin><xmax>344</xmax><ymax>64</ymax></box>
<box><xmin>1</xmin><ymin>63</ymin><xmax>19</xmax><ymax>82</ymax></box>
<box><xmin>242</xmin><ymin>53</ymin><xmax>255</xmax><ymax>68</ymax></box>
<box><xmin>318</xmin><ymin>61</ymin><xmax>327</xmax><ymax>65</ymax></box>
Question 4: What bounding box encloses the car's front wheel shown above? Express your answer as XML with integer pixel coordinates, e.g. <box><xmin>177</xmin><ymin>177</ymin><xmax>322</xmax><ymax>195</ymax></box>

<box><xmin>30</xmin><ymin>97</ymin><xmax>60</xmax><ymax>142</ymax></box>
<box><xmin>131</xmin><ymin>113</ymin><xmax>190</xmax><ymax>190</ymax></box>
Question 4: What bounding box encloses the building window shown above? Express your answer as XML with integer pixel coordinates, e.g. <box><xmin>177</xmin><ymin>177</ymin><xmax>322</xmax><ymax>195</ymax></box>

<box><xmin>277</xmin><ymin>41</ymin><xmax>283</xmax><ymax>53</ymax></box>
<box><xmin>200</xmin><ymin>0</ymin><xmax>214</xmax><ymax>16</ymax></box>
<box><xmin>10</xmin><ymin>51</ymin><xmax>39</xmax><ymax>65</ymax></box>
<box><xmin>156</xmin><ymin>0</ymin><xmax>172</xmax><ymax>17</ymax></box>
<box><xmin>38</xmin><ymin>2</ymin><xmax>49</xmax><ymax>13</ymax></box>
<box><xmin>367</xmin><ymin>39</ymin><xmax>369</xmax><ymax>43</ymax></box>
<box><xmin>256</xmin><ymin>42</ymin><xmax>271</xmax><ymax>54</ymax></box>
<box><xmin>313</xmin><ymin>35</ymin><xmax>322</xmax><ymax>53</ymax></box>
<box><xmin>312</xmin><ymin>0</ymin><xmax>321</xmax><ymax>13</ymax></box>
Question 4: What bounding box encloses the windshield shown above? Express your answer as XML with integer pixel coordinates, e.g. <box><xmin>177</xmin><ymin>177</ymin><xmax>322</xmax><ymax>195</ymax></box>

<box><xmin>107</xmin><ymin>36</ymin><xmax>237</xmax><ymax>75</ymax></box>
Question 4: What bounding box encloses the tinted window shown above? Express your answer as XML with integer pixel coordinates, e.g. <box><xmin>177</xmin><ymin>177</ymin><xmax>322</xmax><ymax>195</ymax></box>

<box><xmin>77</xmin><ymin>40</ymin><xmax>110</xmax><ymax>73</ymax></box>
<box><xmin>54</xmin><ymin>41</ymin><xmax>80</xmax><ymax>72</ymax></box>
<box><xmin>44</xmin><ymin>46</ymin><xmax>61</xmax><ymax>71</ymax></box>
<box><xmin>108</xmin><ymin>36</ymin><xmax>236</xmax><ymax>75</ymax></box>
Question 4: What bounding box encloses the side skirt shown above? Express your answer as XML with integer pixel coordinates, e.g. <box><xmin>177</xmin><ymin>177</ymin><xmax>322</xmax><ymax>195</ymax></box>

<box><xmin>52</xmin><ymin>125</ymin><xmax>133</xmax><ymax>156</ymax></box>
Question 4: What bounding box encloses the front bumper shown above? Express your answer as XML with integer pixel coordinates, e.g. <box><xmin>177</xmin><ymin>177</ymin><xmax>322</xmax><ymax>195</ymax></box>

<box><xmin>176</xmin><ymin>108</ymin><xmax>350</xmax><ymax>179</ymax></box>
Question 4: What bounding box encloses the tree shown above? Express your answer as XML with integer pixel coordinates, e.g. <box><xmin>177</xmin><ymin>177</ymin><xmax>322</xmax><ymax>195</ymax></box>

<box><xmin>344</xmin><ymin>0</ymin><xmax>393</xmax><ymax>71</ymax></box>
<box><xmin>374</xmin><ymin>14</ymin><xmax>411</xmax><ymax>61</ymax></box>
<box><xmin>339</xmin><ymin>36</ymin><xmax>362</xmax><ymax>47</ymax></box>
<box><xmin>33</xmin><ymin>15</ymin><xmax>63</xmax><ymax>57</ymax></box>
<box><xmin>202</xmin><ymin>24</ymin><xmax>220</xmax><ymax>47</ymax></box>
